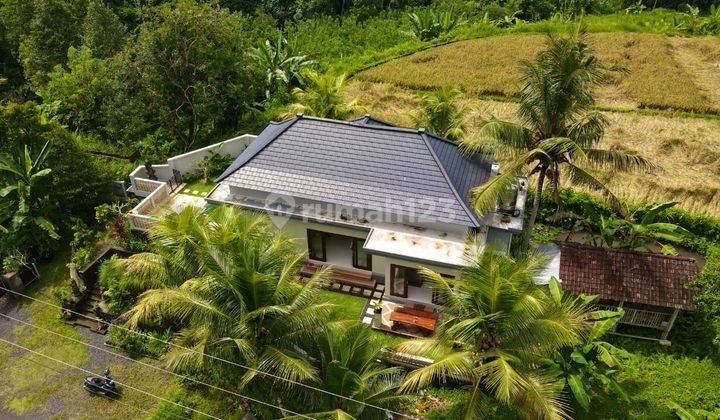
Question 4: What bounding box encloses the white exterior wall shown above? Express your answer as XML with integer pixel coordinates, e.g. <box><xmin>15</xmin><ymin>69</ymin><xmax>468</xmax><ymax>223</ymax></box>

<box><xmin>167</xmin><ymin>134</ymin><xmax>256</xmax><ymax>174</ymax></box>
<box><xmin>281</xmin><ymin>218</ymin><xmax>459</xmax><ymax>284</ymax></box>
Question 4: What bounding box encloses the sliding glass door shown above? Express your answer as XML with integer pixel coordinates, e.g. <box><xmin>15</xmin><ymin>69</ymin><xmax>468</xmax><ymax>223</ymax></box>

<box><xmin>352</xmin><ymin>238</ymin><xmax>372</xmax><ymax>270</ymax></box>
<box><xmin>307</xmin><ymin>229</ymin><xmax>326</xmax><ymax>261</ymax></box>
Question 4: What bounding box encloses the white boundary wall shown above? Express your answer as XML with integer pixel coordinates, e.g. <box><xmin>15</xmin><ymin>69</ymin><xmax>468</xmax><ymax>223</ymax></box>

<box><xmin>127</xmin><ymin>134</ymin><xmax>256</xmax><ymax>230</ymax></box>
<box><xmin>167</xmin><ymin>134</ymin><xmax>256</xmax><ymax>174</ymax></box>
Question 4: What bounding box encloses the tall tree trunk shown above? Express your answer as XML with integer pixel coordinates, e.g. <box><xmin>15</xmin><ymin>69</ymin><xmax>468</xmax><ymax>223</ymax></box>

<box><xmin>521</xmin><ymin>165</ymin><xmax>547</xmax><ymax>251</ymax></box>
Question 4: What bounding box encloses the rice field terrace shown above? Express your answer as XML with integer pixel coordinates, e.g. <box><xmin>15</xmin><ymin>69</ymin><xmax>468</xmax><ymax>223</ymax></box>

<box><xmin>346</xmin><ymin>81</ymin><xmax>720</xmax><ymax>217</ymax></box>
<box><xmin>358</xmin><ymin>32</ymin><xmax>720</xmax><ymax>115</ymax></box>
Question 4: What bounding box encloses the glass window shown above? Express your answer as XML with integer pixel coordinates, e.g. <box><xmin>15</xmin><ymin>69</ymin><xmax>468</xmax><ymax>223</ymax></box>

<box><xmin>352</xmin><ymin>238</ymin><xmax>372</xmax><ymax>270</ymax></box>
<box><xmin>307</xmin><ymin>230</ymin><xmax>326</xmax><ymax>261</ymax></box>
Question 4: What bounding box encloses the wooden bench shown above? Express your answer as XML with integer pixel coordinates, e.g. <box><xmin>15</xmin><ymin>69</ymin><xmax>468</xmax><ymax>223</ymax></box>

<box><xmin>301</xmin><ymin>264</ymin><xmax>376</xmax><ymax>290</ymax></box>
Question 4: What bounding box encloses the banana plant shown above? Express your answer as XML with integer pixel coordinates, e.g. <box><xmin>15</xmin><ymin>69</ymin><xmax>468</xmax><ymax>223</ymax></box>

<box><xmin>407</xmin><ymin>9</ymin><xmax>462</xmax><ymax>41</ymax></box>
<box><xmin>541</xmin><ymin>294</ymin><xmax>630</xmax><ymax>411</ymax></box>
<box><xmin>0</xmin><ymin>141</ymin><xmax>59</xmax><ymax>242</ymax></box>
<box><xmin>250</xmin><ymin>35</ymin><xmax>315</xmax><ymax>98</ymax></box>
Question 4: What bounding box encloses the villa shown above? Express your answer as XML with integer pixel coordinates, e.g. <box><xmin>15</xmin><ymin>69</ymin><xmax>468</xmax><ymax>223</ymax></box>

<box><xmin>127</xmin><ymin>114</ymin><xmax>528</xmax><ymax>335</ymax></box>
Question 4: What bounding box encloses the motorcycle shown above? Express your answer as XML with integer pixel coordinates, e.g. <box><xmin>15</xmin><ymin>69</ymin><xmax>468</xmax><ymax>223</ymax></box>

<box><xmin>83</xmin><ymin>368</ymin><xmax>120</xmax><ymax>398</ymax></box>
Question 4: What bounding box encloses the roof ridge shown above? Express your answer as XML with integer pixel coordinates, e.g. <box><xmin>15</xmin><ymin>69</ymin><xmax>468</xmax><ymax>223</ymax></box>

<box><xmin>300</xmin><ymin>114</ymin><xmax>427</xmax><ymax>135</ymax></box>
<box><xmin>419</xmin><ymin>132</ymin><xmax>481</xmax><ymax>227</ymax></box>
<box><xmin>215</xmin><ymin>117</ymin><xmax>300</xmax><ymax>182</ymax></box>
<box><xmin>555</xmin><ymin>241</ymin><xmax>698</xmax><ymax>263</ymax></box>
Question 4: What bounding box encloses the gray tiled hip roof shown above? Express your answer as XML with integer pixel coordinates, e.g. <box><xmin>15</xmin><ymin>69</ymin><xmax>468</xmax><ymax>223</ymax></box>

<box><xmin>217</xmin><ymin>116</ymin><xmax>492</xmax><ymax>227</ymax></box>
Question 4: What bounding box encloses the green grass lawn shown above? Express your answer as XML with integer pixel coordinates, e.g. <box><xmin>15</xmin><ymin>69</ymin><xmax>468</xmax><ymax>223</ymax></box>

<box><xmin>316</xmin><ymin>289</ymin><xmax>406</xmax><ymax>348</ymax></box>
<box><xmin>180</xmin><ymin>180</ymin><xmax>216</xmax><ymax>196</ymax></box>
<box><xmin>0</xmin><ymin>249</ymin><xmax>239</xmax><ymax>419</ymax></box>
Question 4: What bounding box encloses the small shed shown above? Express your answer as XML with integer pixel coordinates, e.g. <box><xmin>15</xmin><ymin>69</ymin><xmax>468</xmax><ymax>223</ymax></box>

<box><xmin>541</xmin><ymin>242</ymin><xmax>700</xmax><ymax>345</ymax></box>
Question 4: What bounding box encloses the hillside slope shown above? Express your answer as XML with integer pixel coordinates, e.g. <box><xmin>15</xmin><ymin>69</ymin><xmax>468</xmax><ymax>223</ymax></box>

<box><xmin>346</xmin><ymin>81</ymin><xmax>720</xmax><ymax>217</ymax></box>
<box><xmin>358</xmin><ymin>33</ymin><xmax>720</xmax><ymax>114</ymax></box>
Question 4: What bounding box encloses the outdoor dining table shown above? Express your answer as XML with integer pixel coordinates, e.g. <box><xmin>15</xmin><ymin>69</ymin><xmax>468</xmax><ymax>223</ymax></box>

<box><xmin>389</xmin><ymin>310</ymin><xmax>437</xmax><ymax>332</ymax></box>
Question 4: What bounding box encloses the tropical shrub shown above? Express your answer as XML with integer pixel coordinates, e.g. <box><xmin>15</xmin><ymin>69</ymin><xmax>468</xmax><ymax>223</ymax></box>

<box><xmin>0</xmin><ymin>141</ymin><xmax>59</xmax><ymax>255</ymax></box>
<box><xmin>688</xmin><ymin>245</ymin><xmax>720</xmax><ymax>319</ymax></box>
<box><xmin>292</xmin><ymin>323</ymin><xmax>410</xmax><ymax>418</ymax></box>
<box><xmin>568</xmin><ymin>201</ymin><xmax>692</xmax><ymax>252</ymax></box>
<box><xmin>106</xmin><ymin>325</ymin><xmax>172</xmax><ymax>358</ymax></box>
<box><xmin>407</xmin><ymin>9</ymin><xmax>462</xmax><ymax>41</ymax></box>
<box><xmin>541</xmin><ymin>306</ymin><xmax>631</xmax><ymax>411</ymax></box>
<box><xmin>195</xmin><ymin>149</ymin><xmax>234</xmax><ymax>183</ymax></box>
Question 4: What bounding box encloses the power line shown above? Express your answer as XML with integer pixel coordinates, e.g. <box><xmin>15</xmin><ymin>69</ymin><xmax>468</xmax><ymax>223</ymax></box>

<box><xmin>0</xmin><ymin>284</ymin><xmax>403</xmax><ymax>417</ymax></box>
<box><xmin>0</xmin><ymin>336</ymin><xmax>221</xmax><ymax>420</ymax></box>
<box><xmin>0</xmin><ymin>311</ymin><xmax>313</xmax><ymax>420</ymax></box>
<box><xmin>13</xmin><ymin>353</ymin><xmax>187</xmax><ymax>420</ymax></box>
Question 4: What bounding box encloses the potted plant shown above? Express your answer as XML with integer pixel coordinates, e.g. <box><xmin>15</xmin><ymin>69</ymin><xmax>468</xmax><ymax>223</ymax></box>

<box><xmin>372</xmin><ymin>300</ymin><xmax>383</xmax><ymax>326</ymax></box>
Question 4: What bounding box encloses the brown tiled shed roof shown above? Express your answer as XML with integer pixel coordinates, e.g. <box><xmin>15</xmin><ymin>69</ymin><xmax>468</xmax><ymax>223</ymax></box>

<box><xmin>557</xmin><ymin>242</ymin><xmax>700</xmax><ymax>310</ymax></box>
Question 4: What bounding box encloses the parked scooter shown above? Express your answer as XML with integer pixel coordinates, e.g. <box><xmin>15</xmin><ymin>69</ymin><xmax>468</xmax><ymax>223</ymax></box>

<box><xmin>83</xmin><ymin>367</ymin><xmax>120</xmax><ymax>398</ymax></box>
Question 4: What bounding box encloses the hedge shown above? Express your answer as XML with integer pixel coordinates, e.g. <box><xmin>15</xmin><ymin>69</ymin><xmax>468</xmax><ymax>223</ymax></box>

<box><xmin>532</xmin><ymin>188</ymin><xmax>720</xmax><ymax>254</ymax></box>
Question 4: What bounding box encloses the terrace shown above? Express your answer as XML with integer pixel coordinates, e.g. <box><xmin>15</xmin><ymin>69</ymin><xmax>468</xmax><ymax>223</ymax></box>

<box><xmin>127</xmin><ymin>135</ymin><xmax>255</xmax><ymax>231</ymax></box>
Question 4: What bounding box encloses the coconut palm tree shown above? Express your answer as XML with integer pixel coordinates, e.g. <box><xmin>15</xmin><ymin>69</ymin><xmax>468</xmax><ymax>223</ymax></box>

<box><xmin>287</xmin><ymin>323</ymin><xmax>410</xmax><ymax>419</ymax></box>
<box><xmin>460</xmin><ymin>32</ymin><xmax>652</xmax><ymax>250</ymax></box>
<box><xmin>413</xmin><ymin>86</ymin><xmax>469</xmax><ymax>141</ymax></box>
<box><xmin>287</xmin><ymin>71</ymin><xmax>362</xmax><ymax>119</ymax></box>
<box><xmin>117</xmin><ymin>206</ymin><xmax>333</xmax><ymax>391</ymax></box>
<box><xmin>398</xmin><ymin>249</ymin><xmax>599</xmax><ymax>419</ymax></box>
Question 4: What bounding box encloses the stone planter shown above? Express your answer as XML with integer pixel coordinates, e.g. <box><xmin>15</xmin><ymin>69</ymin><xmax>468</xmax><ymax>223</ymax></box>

<box><xmin>2</xmin><ymin>271</ymin><xmax>24</xmax><ymax>293</ymax></box>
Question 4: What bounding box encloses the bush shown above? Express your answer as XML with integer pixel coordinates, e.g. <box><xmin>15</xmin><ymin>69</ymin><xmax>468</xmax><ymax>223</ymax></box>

<box><xmin>106</xmin><ymin>325</ymin><xmax>171</xmax><ymax>358</ymax></box>
<box><xmin>182</xmin><ymin>171</ymin><xmax>202</xmax><ymax>184</ymax></box>
<box><xmin>535</xmin><ymin>188</ymin><xmax>720</xmax><ymax>254</ymax></box>
<box><xmin>688</xmin><ymin>245</ymin><xmax>720</xmax><ymax>319</ymax></box>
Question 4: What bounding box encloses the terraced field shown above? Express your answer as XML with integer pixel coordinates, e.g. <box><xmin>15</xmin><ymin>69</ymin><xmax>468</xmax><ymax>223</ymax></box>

<box><xmin>346</xmin><ymin>81</ymin><xmax>720</xmax><ymax>217</ymax></box>
<box><xmin>358</xmin><ymin>32</ymin><xmax>720</xmax><ymax>114</ymax></box>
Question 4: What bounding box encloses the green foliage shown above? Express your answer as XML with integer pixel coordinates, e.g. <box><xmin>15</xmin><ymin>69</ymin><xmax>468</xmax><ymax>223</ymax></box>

<box><xmin>688</xmin><ymin>245</ymin><xmax>720</xmax><ymax>320</ymax></box>
<box><xmin>407</xmin><ymin>8</ymin><xmax>462</xmax><ymax>41</ymax></box>
<box><xmin>17</xmin><ymin>0</ymin><xmax>85</xmax><ymax>88</ymax></box>
<box><xmin>0</xmin><ymin>102</ymin><xmax>112</xmax><ymax>223</ymax></box>
<box><xmin>106</xmin><ymin>325</ymin><xmax>171</xmax><ymax>359</ymax></box>
<box><xmin>535</xmin><ymin>187</ymin><xmax>720</xmax><ymax>254</ymax></box>
<box><xmin>108</xmin><ymin>0</ymin><xmax>264</xmax><ymax>152</ymax></box>
<box><xmin>291</xmin><ymin>323</ymin><xmax>409</xmax><ymax>418</ymax></box>
<box><xmin>69</xmin><ymin>218</ymin><xmax>100</xmax><ymax>267</ymax></box>
<box><xmin>570</xmin><ymin>201</ymin><xmax>693</xmax><ymax>251</ymax></box>
<box><xmin>288</xmin><ymin>70</ymin><xmax>361</xmax><ymax>118</ymax></box>
<box><xmin>412</xmin><ymin>86</ymin><xmax>469</xmax><ymax>141</ymax></box>
<box><xmin>39</xmin><ymin>46</ymin><xmax>113</xmax><ymax>133</ymax></box>
<box><xmin>667</xmin><ymin>401</ymin><xmax>720</xmax><ymax>420</ymax></box>
<box><xmin>398</xmin><ymin>251</ymin><xmax>602</xmax><ymax>418</ymax></box>
<box><xmin>541</xmin><ymin>307</ymin><xmax>631</xmax><ymax>411</ymax></box>
<box><xmin>113</xmin><ymin>206</ymin><xmax>333</xmax><ymax>401</ymax></box>
<box><xmin>0</xmin><ymin>140</ymin><xmax>59</xmax><ymax>255</ymax></box>
<box><xmin>251</xmin><ymin>35</ymin><xmax>316</xmax><ymax>98</ymax></box>
<box><xmin>81</xmin><ymin>0</ymin><xmax>126</xmax><ymax>58</ymax></box>
<box><xmin>195</xmin><ymin>149</ymin><xmax>234</xmax><ymax>183</ymax></box>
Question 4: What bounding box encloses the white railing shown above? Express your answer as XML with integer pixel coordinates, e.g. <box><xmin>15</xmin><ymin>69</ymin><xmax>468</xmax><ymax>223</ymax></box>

<box><xmin>128</xmin><ymin>179</ymin><xmax>171</xmax><ymax>231</ymax></box>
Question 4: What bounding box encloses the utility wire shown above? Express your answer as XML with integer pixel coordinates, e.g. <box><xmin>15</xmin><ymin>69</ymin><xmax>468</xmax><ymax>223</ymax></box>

<box><xmin>0</xmin><ymin>336</ymin><xmax>221</xmax><ymax>420</ymax></box>
<box><xmin>0</xmin><ymin>311</ymin><xmax>313</xmax><ymax>420</ymax></box>
<box><xmin>0</xmin><ymin>284</ymin><xmax>403</xmax><ymax>418</ymax></box>
<box><xmin>13</xmin><ymin>352</ymin><xmax>187</xmax><ymax>420</ymax></box>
